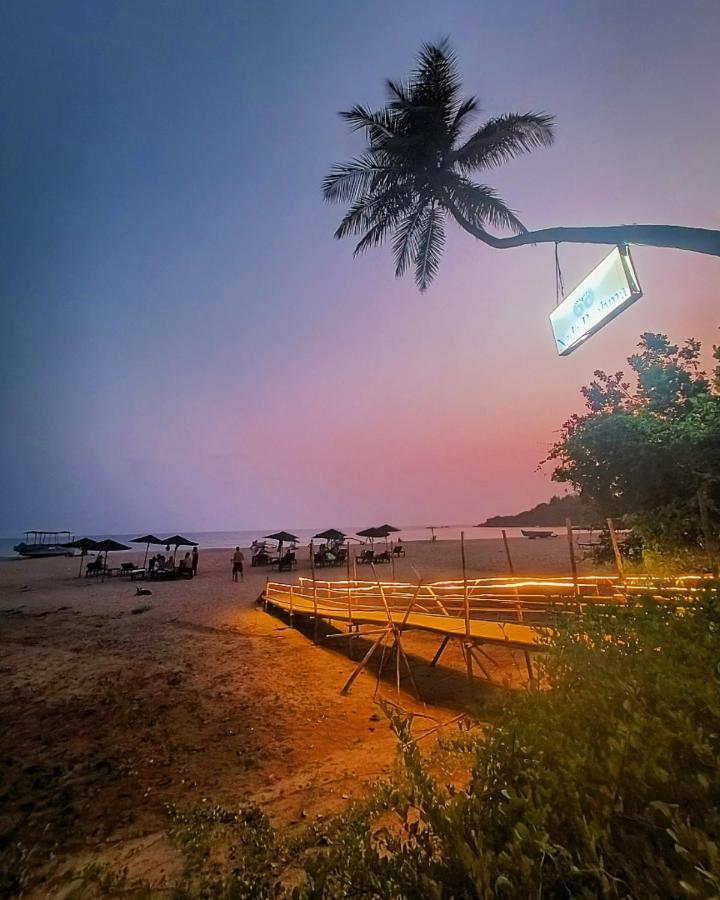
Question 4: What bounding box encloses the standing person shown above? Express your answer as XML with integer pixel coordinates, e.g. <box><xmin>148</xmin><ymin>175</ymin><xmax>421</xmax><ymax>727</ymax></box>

<box><xmin>232</xmin><ymin>546</ymin><xmax>244</xmax><ymax>582</ymax></box>
<box><xmin>191</xmin><ymin>546</ymin><xmax>199</xmax><ymax>576</ymax></box>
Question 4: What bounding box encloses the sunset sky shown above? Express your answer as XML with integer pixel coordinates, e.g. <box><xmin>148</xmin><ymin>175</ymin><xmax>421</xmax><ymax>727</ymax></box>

<box><xmin>1</xmin><ymin>0</ymin><xmax>719</xmax><ymax>535</ymax></box>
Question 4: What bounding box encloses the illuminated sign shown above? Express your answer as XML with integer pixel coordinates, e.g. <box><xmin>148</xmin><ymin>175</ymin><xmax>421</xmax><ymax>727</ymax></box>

<box><xmin>549</xmin><ymin>246</ymin><xmax>642</xmax><ymax>356</ymax></box>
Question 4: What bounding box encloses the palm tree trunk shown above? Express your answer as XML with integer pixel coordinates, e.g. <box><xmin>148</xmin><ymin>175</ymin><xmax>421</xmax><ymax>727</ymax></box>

<box><xmin>446</xmin><ymin>203</ymin><xmax>720</xmax><ymax>257</ymax></box>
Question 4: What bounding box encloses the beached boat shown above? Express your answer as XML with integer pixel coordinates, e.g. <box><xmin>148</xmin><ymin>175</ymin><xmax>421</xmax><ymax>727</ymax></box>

<box><xmin>13</xmin><ymin>531</ymin><xmax>75</xmax><ymax>558</ymax></box>
<box><xmin>520</xmin><ymin>529</ymin><xmax>556</xmax><ymax>540</ymax></box>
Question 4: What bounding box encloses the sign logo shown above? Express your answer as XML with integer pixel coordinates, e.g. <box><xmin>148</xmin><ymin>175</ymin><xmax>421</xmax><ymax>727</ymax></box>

<box><xmin>549</xmin><ymin>246</ymin><xmax>642</xmax><ymax>356</ymax></box>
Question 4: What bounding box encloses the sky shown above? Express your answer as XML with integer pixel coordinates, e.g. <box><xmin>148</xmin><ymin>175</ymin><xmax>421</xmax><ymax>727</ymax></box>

<box><xmin>1</xmin><ymin>0</ymin><xmax>719</xmax><ymax>535</ymax></box>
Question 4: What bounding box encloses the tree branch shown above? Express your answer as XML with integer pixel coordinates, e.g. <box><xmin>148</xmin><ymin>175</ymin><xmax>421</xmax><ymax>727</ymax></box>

<box><xmin>445</xmin><ymin>200</ymin><xmax>720</xmax><ymax>257</ymax></box>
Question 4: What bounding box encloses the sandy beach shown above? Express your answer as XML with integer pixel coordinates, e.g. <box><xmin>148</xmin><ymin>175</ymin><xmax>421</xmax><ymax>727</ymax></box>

<box><xmin>0</xmin><ymin>538</ymin><xmax>609</xmax><ymax>892</ymax></box>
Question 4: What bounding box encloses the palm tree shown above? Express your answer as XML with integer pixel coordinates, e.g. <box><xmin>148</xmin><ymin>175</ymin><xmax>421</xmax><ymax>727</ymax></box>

<box><xmin>323</xmin><ymin>40</ymin><xmax>720</xmax><ymax>292</ymax></box>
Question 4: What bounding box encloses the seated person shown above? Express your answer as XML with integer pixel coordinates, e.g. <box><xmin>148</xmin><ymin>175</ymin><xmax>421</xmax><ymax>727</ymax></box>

<box><xmin>178</xmin><ymin>552</ymin><xmax>191</xmax><ymax>574</ymax></box>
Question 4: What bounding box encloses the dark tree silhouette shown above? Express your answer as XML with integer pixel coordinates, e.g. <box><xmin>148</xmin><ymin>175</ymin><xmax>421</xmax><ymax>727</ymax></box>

<box><xmin>323</xmin><ymin>40</ymin><xmax>720</xmax><ymax>291</ymax></box>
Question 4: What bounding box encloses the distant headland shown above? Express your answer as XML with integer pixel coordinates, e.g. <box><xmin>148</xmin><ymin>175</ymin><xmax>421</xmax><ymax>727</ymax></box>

<box><xmin>478</xmin><ymin>494</ymin><xmax>598</xmax><ymax>528</ymax></box>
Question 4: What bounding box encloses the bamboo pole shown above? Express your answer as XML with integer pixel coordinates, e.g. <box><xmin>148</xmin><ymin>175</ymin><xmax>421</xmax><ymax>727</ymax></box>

<box><xmin>566</xmin><ymin>517</ymin><xmax>580</xmax><ymax>606</ymax></box>
<box><xmin>502</xmin><ymin>529</ymin><xmax>533</xmax><ymax>680</ymax></box>
<box><xmin>346</xmin><ymin>540</ymin><xmax>352</xmax><ymax>617</ymax></box>
<box><xmin>395</xmin><ymin>631</ymin><xmax>401</xmax><ymax>696</ymax></box>
<box><xmin>502</xmin><ymin>529</ymin><xmax>524</xmax><ymax>622</ymax></box>
<box><xmin>374</xmin><ymin>639</ymin><xmax>389</xmax><ymax>698</ymax></box>
<box><xmin>371</xmin><ymin>563</ymin><xmax>403</xmax><ymax>696</ymax></box>
<box><xmin>606</xmin><ymin>518</ymin><xmax>626</xmax><ymax>589</ymax></box>
<box><xmin>310</xmin><ymin>540</ymin><xmax>318</xmax><ymax>644</ymax></box>
<box><xmin>397</xmin><ymin>639</ymin><xmax>421</xmax><ymax>700</ymax></box>
<box><xmin>468</xmin><ymin>646</ymin><xmax>491</xmax><ymax>680</ymax></box>
<box><xmin>501</xmin><ymin>529</ymin><xmax>514</xmax><ymax>575</ymax></box>
<box><xmin>427</xmin><ymin>586</ymin><xmax>450</xmax><ymax>617</ymax></box>
<box><xmin>697</xmin><ymin>486</ymin><xmax>718</xmax><ymax>577</ymax></box>
<box><xmin>461</xmin><ymin>531</ymin><xmax>473</xmax><ymax>688</ymax></box>
<box><xmin>430</xmin><ymin>635</ymin><xmax>450</xmax><ymax>666</ymax></box>
<box><xmin>345</xmin><ymin>539</ymin><xmax>354</xmax><ymax>648</ymax></box>
<box><xmin>340</xmin><ymin>628</ymin><xmax>390</xmax><ymax>695</ymax></box>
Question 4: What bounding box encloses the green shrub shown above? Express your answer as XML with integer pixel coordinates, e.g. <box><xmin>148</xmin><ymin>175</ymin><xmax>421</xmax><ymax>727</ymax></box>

<box><xmin>300</xmin><ymin>592</ymin><xmax>720</xmax><ymax>898</ymax></box>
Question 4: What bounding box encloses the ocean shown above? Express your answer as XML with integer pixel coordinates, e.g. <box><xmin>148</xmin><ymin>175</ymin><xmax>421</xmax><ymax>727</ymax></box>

<box><xmin>0</xmin><ymin>525</ymin><xmax>558</xmax><ymax>559</ymax></box>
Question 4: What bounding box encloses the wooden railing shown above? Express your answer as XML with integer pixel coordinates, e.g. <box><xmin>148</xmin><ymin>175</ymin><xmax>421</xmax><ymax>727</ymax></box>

<box><xmin>264</xmin><ymin>574</ymin><xmax>714</xmax><ymax>624</ymax></box>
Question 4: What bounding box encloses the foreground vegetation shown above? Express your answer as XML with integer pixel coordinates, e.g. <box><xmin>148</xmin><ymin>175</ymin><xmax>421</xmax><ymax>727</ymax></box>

<box><xmin>36</xmin><ymin>590</ymin><xmax>719</xmax><ymax>899</ymax></box>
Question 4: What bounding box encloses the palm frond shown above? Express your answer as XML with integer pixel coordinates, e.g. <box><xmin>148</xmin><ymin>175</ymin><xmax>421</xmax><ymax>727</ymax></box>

<box><xmin>353</xmin><ymin>203</ymin><xmax>410</xmax><ymax>256</ymax></box>
<box><xmin>412</xmin><ymin>39</ymin><xmax>459</xmax><ymax>104</ymax></box>
<box><xmin>338</xmin><ymin>106</ymin><xmax>396</xmax><ymax>146</ymax></box>
<box><xmin>392</xmin><ymin>204</ymin><xmax>429</xmax><ymax>277</ymax></box>
<box><xmin>449</xmin><ymin>95</ymin><xmax>478</xmax><ymax>139</ymax></box>
<box><xmin>414</xmin><ymin>204</ymin><xmax>445</xmax><ymax>291</ymax></box>
<box><xmin>322</xmin><ymin>151</ymin><xmax>391</xmax><ymax>204</ymax></box>
<box><xmin>450</xmin><ymin>112</ymin><xmax>555</xmax><ymax>172</ymax></box>
<box><xmin>386</xmin><ymin>79</ymin><xmax>410</xmax><ymax>107</ymax></box>
<box><xmin>443</xmin><ymin>174</ymin><xmax>526</xmax><ymax>234</ymax></box>
<box><xmin>334</xmin><ymin>186</ymin><xmax>413</xmax><ymax>239</ymax></box>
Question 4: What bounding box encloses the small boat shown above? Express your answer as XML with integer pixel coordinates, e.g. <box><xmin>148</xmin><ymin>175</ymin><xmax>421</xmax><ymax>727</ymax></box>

<box><xmin>521</xmin><ymin>529</ymin><xmax>556</xmax><ymax>540</ymax></box>
<box><xmin>14</xmin><ymin>531</ymin><xmax>75</xmax><ymax>558</ymax></box>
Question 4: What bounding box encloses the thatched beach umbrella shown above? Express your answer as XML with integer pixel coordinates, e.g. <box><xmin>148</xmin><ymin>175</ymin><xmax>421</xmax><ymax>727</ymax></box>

<box><xmin>378</xmin><ymin>524</ymin><xmax>400</xmax><ymax>535</ymax></box>
<box><xmin>63</xmin><ymin>537</ymin><xmax>100</xmax><ymax>577</ymax></box>
<box><xmin>130</xmin><ymin>534</ymin><xmax>166</xmax><ymax>568</ymax></box>
<box><xmin>163</xmin><ymin>534</ymin><xmax>198</xmax><ymax>563</ymax></box>
<box><xmin>95</xmin><ymin>539</ymin><xmax>131</xmax><ymax>582</ymax></box>
<box><xmin>313</xmin><ymin>528</ymin><xmax>346</xmax><ymax>542</ymax></box>
<box><xmin>357</xmin><ymin>526</ymin><xmax>385</xmax><ymax>545</ymax></box>
<box><xmin>377</xmin><ymin>524</ymin><xmax>401</xmax><ymax>547</ymax></box>
<box><xmin>264</xmin><ymin>531</ymin><xmax>298</xmax><ymax>557</ymax></box>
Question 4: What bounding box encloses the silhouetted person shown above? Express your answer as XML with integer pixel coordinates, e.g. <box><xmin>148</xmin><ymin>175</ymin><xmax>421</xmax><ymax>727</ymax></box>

<box><xmin>232</xmin><ymin>547</ymin><xmax>244</xmax><ymax>582</ymax></box>
<box><xmin>191</xmin><ymin>546</ymin><xmax>199</xmax><ymax>575</ymax></box>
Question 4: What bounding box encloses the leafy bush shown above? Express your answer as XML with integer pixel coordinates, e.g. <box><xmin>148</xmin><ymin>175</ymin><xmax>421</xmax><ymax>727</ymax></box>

<box><xmin>300</xmin><ymin>592</ymin><xmax>720</xmax><ymax>898</ymax></box>
<box><xmin>545</xmin><ymin>331</ymin><xmax>720</xmax><ymax>564</ymax></box>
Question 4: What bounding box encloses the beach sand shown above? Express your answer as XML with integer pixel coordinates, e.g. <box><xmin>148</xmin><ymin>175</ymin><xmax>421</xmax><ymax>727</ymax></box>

<box><xmin>0</xmin><ymin>537</ymin><xmax>609</xmax><ymax>891</ymax></box>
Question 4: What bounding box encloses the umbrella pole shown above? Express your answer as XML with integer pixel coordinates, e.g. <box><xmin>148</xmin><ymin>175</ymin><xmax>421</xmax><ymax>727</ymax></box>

<box><xmin>78</xmin><ymin>550</ymin><xmax>84</xmax><ymax>578</ymax></box>
<box><xmin>143</xmin><ymin>542</ymin><xmax>150</xmax><ymax>568</ymax></box>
